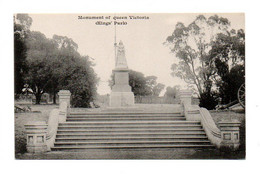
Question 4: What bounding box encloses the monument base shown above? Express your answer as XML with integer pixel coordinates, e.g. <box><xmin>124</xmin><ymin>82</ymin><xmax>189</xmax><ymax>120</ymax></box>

<box><xmin>109</xmin><ymin>92</ymin><xmax>134</xmax><ymax>107</ymax></box>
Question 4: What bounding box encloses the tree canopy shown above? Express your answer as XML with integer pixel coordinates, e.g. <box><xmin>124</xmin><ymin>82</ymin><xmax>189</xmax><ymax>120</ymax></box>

<box><xmin>14</xmin><ymin>14</ymin><xmax>32</xmax><ymax>97</ymax></box>
<box><xmin>14</xmin><ymin>14</ymin><xmax>99</xmax><ymax>107</ymax></box>
<box><xmin>164</xmin><ymin>85</ymin><xmax>180</xmax><ymax>99</ymax></box>
<box><xmin>210</xmin><ymin>29</ymin><xmax>245</xmax><ymax>104</ymax></box>
<box><xmin>165</xmin><ymin>15</ymin><xmax>231</xmax><ymax>97</ymax></box>
<box><xmin>165</xmin><ymin>15</ymin><xmax>245</xmax><ymax>109</ymax></box>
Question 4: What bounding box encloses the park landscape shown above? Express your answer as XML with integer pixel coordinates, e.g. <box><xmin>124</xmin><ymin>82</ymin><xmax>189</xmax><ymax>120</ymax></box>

<box><xmin>14</xmin><ymin>13</ymin><xmax>245</xmax><ymax>159</ymax></box>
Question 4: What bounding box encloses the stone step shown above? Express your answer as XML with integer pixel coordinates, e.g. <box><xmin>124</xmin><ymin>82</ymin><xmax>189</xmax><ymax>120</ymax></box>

<box><xmin>51</xmin><ymin>144</ymin><xmax>214</xmax><ymax>150</ymax></box>
<box><xmin>55</xmin><ymin>137</ymin><xmax>209</xmax><ymax>142</ymax></box>
<box><xmin>57</xmin><ymin>127</ymin><xmax>202</xmax><ymax>132</ymax></box>
<box><xmin>54</xmin><ymin>140</ymin><xmax>211</xmax><ymax>147</ymax></box>
<box><xmin>57</xmin><ymin>128</ymin><xmax>204</xmax><ymax>134</ymax></box>
<box><xmin>58</xmin><ymin>125</ymin><xmax>202</xmax><ymax>130</ymax></box>
<box><xmin>56</xmin><ymin>131</ymin><xmax>205</xmax><ymax>137</ymax></box>
<box><xmin>59</xmin><ymin>121</ymin><xmax>200</xmax><ymax>126</ymax></box>
<box><xmin>67</xmin><ymin>115</ymin><xmax>185</xmax><ymax>119</ymax></box>
<box><xmin>56</xmin><ymin>133</ymin><xmax>207</xmax><ymax>138</ymax></box>
<box><xmin>52</xmin><ymin>111</ymin><xmax>214</xmax><ymax>151</ymax></box>
<box><xmin>60</xmin><ymin>120</ymin><xmax>193</xmax><ymax>125</ymax></box>
<box><xmin>67</xmin><ymin>115</ymin><xmax>183</xmax><ymax>118</ymax></box>
<box><xmin>69</xmin><ymin>112</ymin><xmax>182</xmax><ymax>116</ymax></box>
<box><xmin>66</xmin><ymin>117</ymin><xmax>186</xmax><ymax>122</ymax></box>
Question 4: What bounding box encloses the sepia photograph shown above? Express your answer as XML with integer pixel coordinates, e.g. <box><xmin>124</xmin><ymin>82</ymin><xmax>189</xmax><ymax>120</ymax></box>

<box><xmin>13</xmin><ymin>13</ymin><xmax>245</xmax><ymax>160</ymax></box>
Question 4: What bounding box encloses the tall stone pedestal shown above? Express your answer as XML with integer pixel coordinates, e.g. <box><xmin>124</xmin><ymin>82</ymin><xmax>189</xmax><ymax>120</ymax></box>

<box><xmin>109</xmin><ymin>41</ymin><xmax>134</xmax><ymax>107</ymax></box>
<box><xmin>110</xmin><ymin>92</ymin><xmax>134</xmax><ymax>107</ymax></box>
<box><xmin>110</xmin><ymin>69</ymin><xmax>134</xmax><ymax>107</ymax></box>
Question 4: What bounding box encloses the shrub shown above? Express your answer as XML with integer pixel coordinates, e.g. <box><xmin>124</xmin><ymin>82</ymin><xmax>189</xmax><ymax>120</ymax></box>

<box><xmin>15</xmin><ymin>131</ymin><xmax>27</xmax><ymax>154</ymax></box>
<box><xmin>199</xmin><ymin>92</ymin><xmax>218</xmax><ymax>110</ymax></box>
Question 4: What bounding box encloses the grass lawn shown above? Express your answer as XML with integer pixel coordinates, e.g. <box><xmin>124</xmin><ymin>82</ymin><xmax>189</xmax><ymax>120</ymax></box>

<box><xmin>15</xmin><ymin>104</ymin><xmax>245</xmax><ymax>159</ymax></box>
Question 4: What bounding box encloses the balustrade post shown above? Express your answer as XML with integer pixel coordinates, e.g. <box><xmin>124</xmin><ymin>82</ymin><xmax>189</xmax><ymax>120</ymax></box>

<box><xmin>24</xmin><ymin>121</ymin><xmax>48</xmax><ymax>153</ymax></box>
<box><xmin>58</xmin><ymin>90</ymin><xmax>71</xmax><ymax>122</ymax></box>
<box><xmin>219</xmin><ymin>120</ymin><xmax>241</xmax><ymax>150</ymax></box>
<box><xmin>58</xmin><ymin>90</ymin><xmax>71</xmax><ymax>108</ymax></box>
<box><xmin>179</xmin><ymin>89</ymin><xmax>193</xmax><ymax>106</ymax></box>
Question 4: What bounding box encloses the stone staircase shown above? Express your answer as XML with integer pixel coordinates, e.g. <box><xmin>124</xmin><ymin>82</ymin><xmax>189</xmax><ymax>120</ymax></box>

<box><xmin>51</xmin><ymin>111</ymin><xmax>214</xmax><ymax>151</ymax></box>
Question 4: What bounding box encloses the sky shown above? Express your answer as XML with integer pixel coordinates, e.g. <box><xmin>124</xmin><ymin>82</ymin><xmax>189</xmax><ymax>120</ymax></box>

<box><xmin>29</xmin><ymin>13</ymin><xmax>245</xmax><ymax>95</ymax></box>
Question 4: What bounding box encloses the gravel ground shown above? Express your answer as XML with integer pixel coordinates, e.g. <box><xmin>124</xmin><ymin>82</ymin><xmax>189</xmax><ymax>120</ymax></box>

<box><xmin>15</xmin><ymin>147</ymin><xmax>245</xmax><ymax>160</ymax></box>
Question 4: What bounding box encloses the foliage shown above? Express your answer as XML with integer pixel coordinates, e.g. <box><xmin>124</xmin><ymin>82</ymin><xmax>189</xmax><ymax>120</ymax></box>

<box><xmin>152</xmin><ymin>83</ymin><xmax>165</xmax><ymax>96</ymax></box>
<box><xmin>25</xmin><ymin>31</ymin><xmax>99</xmax><ymax>107</ymax></box>
<box><xmin>14</xmin><ymin>14</ymin><xmax>32</xmax><ymax>98</ymax></box>
<box><xmin>44</xmin><ymin>34</ymin><xmax>81</xmax><ymax>104</ymax></box>
<box><xmin>25</xmin><ymin>31</ymin><xmax>56</xmax><ymax>104</ymax></box>
<box><xmin>60</xmin><ymin>56</ymin><xmax>98</xmax><ymax>108</ymax></box>
<box><xmin>145</xmin><ymin>76</ymin><xmax>165</xmax><ymax>96</ymax></box>
<box><xmin>109</xmin><ymin>70</ymin><xmax>165</xmax><ymax>96</ymax></box>
<box><xmin>199</xmin><ymin>91</ymin><xmax>218</xmax><ymax>110</ymax></box>
<box><xmin>14</xmin><ymin>14</ymin><xmax>99</xmax><ymax>107</ymax></box>
<box><xmin>164</xmin><ymin>85</ymin><xmax>180</xmax><ymax>99</ymax></box>
<box><xmin>165</xmin><ymin>15</ymin><xmax>245</xmax><ymax>109</ymax></box>
<box><xmin>165</xmin><ymin>15</ymin><xmax>230</xmax><ymax>97</ymax></box>
<box><xmin>210</xmin><ymin>30</ymin><xmax>245</xmax><ymax>104</ymax></box>
<box><xmin>15</xmin><ymin>131</ymin><xmax>27</xmax><ymax>154</ymax></box>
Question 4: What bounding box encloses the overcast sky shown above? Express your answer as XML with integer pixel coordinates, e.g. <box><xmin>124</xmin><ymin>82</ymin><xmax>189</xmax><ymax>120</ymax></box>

<box><xmin>29</xmin><ymin>13</ymin><xmax>245</xmax><ymax>95</ymax></box>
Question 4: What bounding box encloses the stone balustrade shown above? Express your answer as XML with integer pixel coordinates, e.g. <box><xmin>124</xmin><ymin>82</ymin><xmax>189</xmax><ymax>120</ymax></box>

<box><xmin>179</xmin><ymin>89</ymin><xmax>241</xmax><ymax>150</ymax></box>
<box><xmin>24</xmin><ymin>90</ymin><xmax>71</xmax><ymax>153</ymax></box>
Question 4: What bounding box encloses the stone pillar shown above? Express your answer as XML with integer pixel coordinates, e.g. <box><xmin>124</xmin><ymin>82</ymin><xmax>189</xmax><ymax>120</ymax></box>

<box><xmin>24</xmin><ymin>121</ymin><xmax>48</xmax><ymax>153</ymax></box>
<box><xmin>219</xmin><ymin>121</ymin><xmax>241</xmax><ymax>150</ymax></box>
<box><xmin>58</xmin><ymin>90</ymin><xmax>71</xmax><ymax>109</ymax></box>
<box><xmin>179</xmin><ymin>89</ymin><xmax>193</xmax><ymax>106</ymax></box>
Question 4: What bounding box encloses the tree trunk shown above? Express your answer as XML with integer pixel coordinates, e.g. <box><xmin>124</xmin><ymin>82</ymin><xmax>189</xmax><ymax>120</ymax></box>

<box><xmin>53</xmin><ymin>91</ymin><xmax>56</xmax><ymax>104</ymax></box>
<box><xmin>35</xmin><ymin>93</ymin><xmax>42</xmax><ymax>104</ymax></box>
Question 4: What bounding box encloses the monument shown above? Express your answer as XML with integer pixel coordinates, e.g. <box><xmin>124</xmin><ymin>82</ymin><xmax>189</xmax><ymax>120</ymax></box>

<box><xmin>109</xmin><ymin>41</ymin><xmax>135</xmax><ymax>107</ymax></box>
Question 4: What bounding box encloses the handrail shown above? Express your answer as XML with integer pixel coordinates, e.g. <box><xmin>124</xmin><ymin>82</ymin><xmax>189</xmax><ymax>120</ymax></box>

<box><xmin>199</xmin><ymin>108</ymin><xmax>222</xmax><ymax>147</ymax></box>
<box><xmin>46</xmin><ymin>109</ymin><xmax>60</xmax><ymax>151</ymax></box>
<box><xmin>59</xmin><ymin>101</ymin><xmax>68</xmax><ymax>123</ymax></box>
<box><xmin>182</xmin><ymin>103</ymin><xmax>222</xmax><ymax>148</ymax></box>
<box><xmin>46</xmin><ymin>101</ymin><xmax>68</xmax><ymax>151</ymax></box>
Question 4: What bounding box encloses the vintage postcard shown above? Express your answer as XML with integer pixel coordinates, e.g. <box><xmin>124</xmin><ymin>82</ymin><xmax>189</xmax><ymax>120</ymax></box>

<box><xmin>14</xmin><ymin>13</ymin><xmax>245</xmax><ymax>159</ymax></box>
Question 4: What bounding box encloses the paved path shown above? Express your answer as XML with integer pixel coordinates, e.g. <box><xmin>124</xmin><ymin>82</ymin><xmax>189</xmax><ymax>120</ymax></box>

<box><xmin>15</xmin><ymin>148</ymin><xmax>244</xmax><ymax>159</ymax></box>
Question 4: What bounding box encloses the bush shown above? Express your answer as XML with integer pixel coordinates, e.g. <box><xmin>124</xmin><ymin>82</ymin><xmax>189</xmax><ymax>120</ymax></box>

<box><xmin>15</xmin><ymin>131</ymin><xmax>27</xmax><ymax>154</ymax></box>
<box><xmin>199</xmin><ymin>92</ymin><xmax>218</xmax><ymax>110</ymax></box>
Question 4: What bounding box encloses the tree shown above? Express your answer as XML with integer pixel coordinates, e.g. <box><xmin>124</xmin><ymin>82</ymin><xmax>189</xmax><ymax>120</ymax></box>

<box><xmin>14</xmin><ymin>14</ymin><xmax>32</xmax><ymax>97</ymax></box>
<box><xmin>145</xmin><ymin>76</ymin><xmax>165</xmax><ymax>96</ymax></box>
<box><xmin>45</xmin><ymin>34</ymin><xmax>81</xmax><ymax>104</ymax></box>
<box><xmin>60</xmin><ymin>56</ymin><xmax>99</xmax><ymax>107</ymax></box>
<box><xmin>165</xmin><ymin>15</ymin><xmax>230</xmax><ymax>98</ymax></box>
<box><xmin>164</xmin><ymin>15</ymin><xmax>239</xmax><ymax>109</ymax></box>
<box><xmin>25</xmin><ymin>31</ymin><xmax>99</xmax><ymax>106</ymax></box>
<box><xmin>164</xmin><ymin>85</ymin><xmax>180</xmax><ymax>99</ymax></box>
<box><xmin>210</xmin><ymin>29</ymin><xmax>245</xmax><ymax>104</ymax></box>
<box><xmin>16</xmin><ymin>14</ymin><xmax>32</xmax><ymax>30</ymax></box>
<box><xmin>14</xmin><ymin>14</ymin><xmax>99</xmax><ymax>106</ymax></box>
<box><xmin>152</xmin><ymin>83</ymin><xmax>165</xmax><ymax>96</ymax></box>
<box><xmin>128</xmin><ymin>70</ymin><xmax>151</xmax><ymax>96</ymax></box>
<box><xmin>25</xmin><ymin>31</ymin><xmax>57</xmax><ymax>104</ymax></box>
